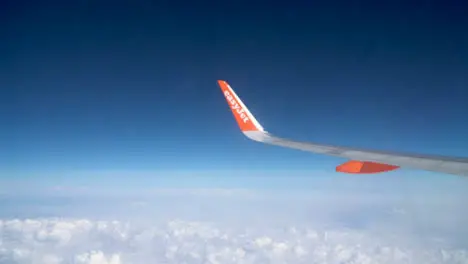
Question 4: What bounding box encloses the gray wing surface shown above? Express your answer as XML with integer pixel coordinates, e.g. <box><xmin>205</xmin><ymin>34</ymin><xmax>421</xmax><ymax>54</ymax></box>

<box><xmin>244</xmin><ymin>131</ymin><xmax>468</xmax><ymax>177</ymax></box>
<box><xmin>218</xmin><ymin>79</ymin><xmax>468</xmax><ymax>177</ymax></box>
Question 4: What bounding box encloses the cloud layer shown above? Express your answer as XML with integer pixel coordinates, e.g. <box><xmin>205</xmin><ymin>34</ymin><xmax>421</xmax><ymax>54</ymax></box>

<box><xmin>1</xmin><ymin>218</ymin><xmax>467</xmax><ymax>264</ymax></box>
<box><xmin>1</xmin><ymin>184</ymin><xmax>467</xmax><ymax>264</ymax></box>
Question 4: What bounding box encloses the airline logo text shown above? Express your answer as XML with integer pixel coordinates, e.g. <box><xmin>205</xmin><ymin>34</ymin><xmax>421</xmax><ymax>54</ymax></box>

<box><xmin>224</xmin><ymin>90</ymin><xmax>249</xmax><ymax>123</ymax></box>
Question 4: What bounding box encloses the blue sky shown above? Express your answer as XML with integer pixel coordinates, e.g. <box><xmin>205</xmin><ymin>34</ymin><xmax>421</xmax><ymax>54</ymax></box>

<box><xmin>1</xmin><ymin>3</ymin><xmax>468</xmax><ymax>261</ymax></box>
<box><xmin>2</xmin><ymin>1</ymin><xmax>468</xmax><ymax>191</ymax></box>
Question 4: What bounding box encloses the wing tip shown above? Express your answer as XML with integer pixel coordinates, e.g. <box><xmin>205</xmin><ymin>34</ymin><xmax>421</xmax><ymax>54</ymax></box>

<box><xmin>218</xmin><ymin>80</ymin><xmax>264</xmax><ymax>132</ymax></box>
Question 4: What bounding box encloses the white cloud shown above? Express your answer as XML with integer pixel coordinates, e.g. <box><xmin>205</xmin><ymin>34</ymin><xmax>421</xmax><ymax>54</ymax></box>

<box><xmin>0</xmin><ymin>184</ymin><xmax>467</xmax><ymax>264</ymax></box>
<box><xmin>0</xmin><ymin>217</ymin><xmax>466</xmax><ymax>264</ymax></box>
<box><xmin>74</xmin><ymin>251</ymin><xmax>121</xmax><ymax>264</ymax></box>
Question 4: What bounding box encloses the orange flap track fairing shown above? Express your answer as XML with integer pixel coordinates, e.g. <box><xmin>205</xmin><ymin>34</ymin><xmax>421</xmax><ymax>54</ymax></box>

<box><xmin>336</xmin><ymin>160</ymin><xmax>400</xmax><ymax>174</ymax></box>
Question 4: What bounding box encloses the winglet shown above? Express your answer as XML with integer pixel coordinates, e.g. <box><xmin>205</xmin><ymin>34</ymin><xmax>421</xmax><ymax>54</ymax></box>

<box><xmin>218</xmin><ymin>80</ymin><xmax>264</xmax><ymax>132</ymax></box>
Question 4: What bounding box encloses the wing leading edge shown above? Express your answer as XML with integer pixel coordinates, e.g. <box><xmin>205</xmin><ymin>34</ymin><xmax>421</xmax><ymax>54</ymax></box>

<box><xmin>218</xmin><ymin>80</ymin><xmax>468</xmax><ymax>177</ymax></box>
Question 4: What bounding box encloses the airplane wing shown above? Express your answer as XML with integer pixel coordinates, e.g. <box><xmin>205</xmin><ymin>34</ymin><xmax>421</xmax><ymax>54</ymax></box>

<box><xmin>218</xmin><ymin>80</ymin><xmax>468</xmax><ymax>177</ymax></box>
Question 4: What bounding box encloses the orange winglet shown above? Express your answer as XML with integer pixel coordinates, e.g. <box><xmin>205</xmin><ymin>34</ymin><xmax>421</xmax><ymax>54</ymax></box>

<box><xmin>218</xmin><ymin>80</ymin><xmax>262</xmax><ymax>132</ymax></box>
<box><xmin>336</xmin><ymin>160</ymin><xmax>400</xmax><ymax>174</ymax></box>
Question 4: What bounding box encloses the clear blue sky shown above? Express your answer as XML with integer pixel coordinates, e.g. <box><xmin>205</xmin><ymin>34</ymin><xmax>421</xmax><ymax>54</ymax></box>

<box><xmin>2</xmin><ymin>1</ymin><xmax>468</xmax><ymax>191</ymax></box>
